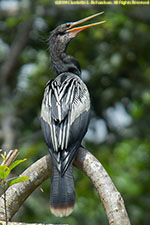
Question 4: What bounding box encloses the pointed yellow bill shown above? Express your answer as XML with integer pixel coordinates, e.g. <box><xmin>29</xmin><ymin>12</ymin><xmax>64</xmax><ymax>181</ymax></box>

<box><xmin>66</xmin><ymin>12</ymin><xmax>105</xmax><ymax>35</ymax></box>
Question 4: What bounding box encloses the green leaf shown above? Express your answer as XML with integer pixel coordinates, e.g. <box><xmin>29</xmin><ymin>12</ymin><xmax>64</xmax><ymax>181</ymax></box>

<box><xmin>8</xmin><ymin>176</ymin><xmax>29</xmax><ymax>187</ymax></box>
<box><xmin>0</xmin><ymin>165</ymin><xmax>10</xmax><ymax>179</ymax></box>
<box><xmin>1</xmin><ymin>154</ymin><xmax>6</xmax><ymax>162</ymax></box>
<box><xmin>9</xmin><ymin>158</ymin><xmax>27</xmax><ymax>172</ymax></box>
<box><xmin>6</xmin><ymin>176</ymin><xmax>19</xmax><ymax>182</ymax></box>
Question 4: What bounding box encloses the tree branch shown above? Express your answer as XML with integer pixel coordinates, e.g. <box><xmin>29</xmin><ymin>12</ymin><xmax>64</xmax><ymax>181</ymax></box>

<box><xmin>0</xmin><ymin>147</ymin><xmax>131</xmax><ymax>225</ymax></box>
<box><xmin>75</xmin><ymin>147</ymin><xmax>131</xmax><ymax>225</ymax></box>
<box><xmin>0</xmin><ymin>18</ymin><xmax>33</xmax><ymax>151</ymax></box>
<box><xmin>1</xmin><ymin>149</ymin><xmax>18</xmax><ymax>167</ymax></box>
<box><xmin>0</xmin><ymin>18</ymin><xmax>33</xmax><ymax>87</ymax></box>
<box><xmin>1</xmin><ymin>115</ymin><xmax>17</xmax><ymax>151</ymax></box>
<box><xmin>0</xmin><ymin>222</ymin><xmax>67</xmax><ymax>225</ymax></box>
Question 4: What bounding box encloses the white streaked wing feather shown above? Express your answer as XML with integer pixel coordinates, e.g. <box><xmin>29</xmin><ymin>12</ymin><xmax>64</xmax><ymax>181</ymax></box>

<box><xmin>69</xmin><ymin>81</ymin><xmax>90</xmax><ymax>126</ymax></box>
<box><xmin>66</xmin><ymin>79</ymin><xmax>75</xmax><ymax>104</ymax></box>
<box><xmin>61</xmin><ymin>119</ymin><xmax>67</xmax><ymax>150</ymax></box>
<box><xmin>65</xmin><ymin>111</ymin><xmax>70</xmax><ymax>149</ymax></box>
<box><xmin>41</xmin><ymin>75</ymin><xmax>90</xmax><ymax>152</ymax></box>
<box><xmin>59</xmin><ymin>122</ymin><xmax>63</xmax><ymax>148</ymax></box>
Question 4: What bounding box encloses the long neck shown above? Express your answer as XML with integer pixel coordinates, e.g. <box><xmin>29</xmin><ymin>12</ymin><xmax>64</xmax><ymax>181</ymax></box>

<box><xmin>49</xmin><ymin>37</ymin><xmax>81</xmax><ymax>76</ymax></box>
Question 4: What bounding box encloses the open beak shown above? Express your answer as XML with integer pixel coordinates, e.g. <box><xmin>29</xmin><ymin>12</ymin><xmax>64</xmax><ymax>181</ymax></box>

<box><xmin>66</xmin><ymin>12</ymin><xmax>105</xmax><ymax>37</ymax></box>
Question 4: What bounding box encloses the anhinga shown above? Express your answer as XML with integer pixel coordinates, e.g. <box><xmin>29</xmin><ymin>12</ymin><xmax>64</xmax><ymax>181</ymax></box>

<box><xmin>41</xmin><ymin>12</ymin><xmax>105</xmax><ymax>217</ymax></box>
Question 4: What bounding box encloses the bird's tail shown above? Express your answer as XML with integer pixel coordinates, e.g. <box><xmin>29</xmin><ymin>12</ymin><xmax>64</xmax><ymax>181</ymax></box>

<box><xmin>50</xmin><ymin>162</ymin><xmax>75</xmax><ymax>217</ymax></box>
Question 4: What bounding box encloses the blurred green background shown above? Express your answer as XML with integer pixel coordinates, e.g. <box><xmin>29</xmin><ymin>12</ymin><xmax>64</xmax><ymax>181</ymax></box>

<box><xmin>0</xmin><ymin>1</ymin><xmax>150</xmax><ymax>224</ymax></box>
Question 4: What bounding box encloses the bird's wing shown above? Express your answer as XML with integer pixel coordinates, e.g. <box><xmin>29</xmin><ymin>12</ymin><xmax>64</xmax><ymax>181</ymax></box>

<box><xmin>41</xmin><ymin>74</ymin><xmax>90</xmax><ymax>173</ymax></box>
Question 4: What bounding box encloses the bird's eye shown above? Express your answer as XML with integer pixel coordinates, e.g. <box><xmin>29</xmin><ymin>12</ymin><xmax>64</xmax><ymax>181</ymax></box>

<box><xmin>59</xmin><ymin>32</ymin><xmax>65</xmax><ymax>36</ymax></box>
<box><xmin>66</xmin><ymin>23</ymin><xmax>71</xmax><ymax>28</ymax></box>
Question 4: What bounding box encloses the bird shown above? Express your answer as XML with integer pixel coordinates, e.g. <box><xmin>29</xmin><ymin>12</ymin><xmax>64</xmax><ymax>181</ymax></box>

<box><xmin>41</xmin><ymin>12</ymin><xmax>105</xmax><ymax>217</ymax></box>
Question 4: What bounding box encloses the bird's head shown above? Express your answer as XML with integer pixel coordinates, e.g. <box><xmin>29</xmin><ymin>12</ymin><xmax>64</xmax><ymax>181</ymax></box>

<box><xmin>49</xmin><ymin>12</ymin><xmax>105</xmax><ymax>75</ymax></box>
<box><xmin>50</xmin><ymin>12</ymin><xmax>105</xmax><ymax>48</ymax></box>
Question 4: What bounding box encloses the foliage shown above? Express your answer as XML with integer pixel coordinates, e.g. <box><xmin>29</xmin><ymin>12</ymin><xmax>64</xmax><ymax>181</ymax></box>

<box><xmin>0</xmin><ymin>154</ymin><xmax>29</xmax><ymax>186</ymax></box>
<box><xmin>0</xmin><ymin>153</ymin><xmax>29</xmax><ymax>224</ymax></box>
<box><xmin>0</xmin><ymin>1</ymin><xmax>150</xmax><ymax>225</ymax></box>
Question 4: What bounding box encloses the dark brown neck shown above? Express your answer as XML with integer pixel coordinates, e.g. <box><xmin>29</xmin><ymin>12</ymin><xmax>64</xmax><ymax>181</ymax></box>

<box><xmin>49</xmin><ymin>36</ymin><xmax>81</xmax><ymax>76</ymax></box>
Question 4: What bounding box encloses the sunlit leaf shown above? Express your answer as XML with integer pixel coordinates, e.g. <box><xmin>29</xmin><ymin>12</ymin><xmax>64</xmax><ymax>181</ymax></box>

<box><xmin>0</xmin><ymin>154</ymin><xmax>6</xmax><ymax>162</ymax></box>
<box><xmin>8</xmin><ymin>176</ymin><xmax>29</xmax><ymax>187</ymax></box>
<box><xmin>0</xmin><ymin>165</ymin><xmax>10</xmax><ymax>179</ymax></box>
<box><xmin>9</xmin><ymin>159</ymin><xmax>27</xmax><ymax>172</ymax></box>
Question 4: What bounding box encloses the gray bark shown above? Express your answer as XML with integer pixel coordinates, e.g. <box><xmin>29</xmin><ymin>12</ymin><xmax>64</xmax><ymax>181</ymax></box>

<box><xmin>0</xmin><ymin>222</ymin><xmax>67</xmax><ymax>225</ymax></box>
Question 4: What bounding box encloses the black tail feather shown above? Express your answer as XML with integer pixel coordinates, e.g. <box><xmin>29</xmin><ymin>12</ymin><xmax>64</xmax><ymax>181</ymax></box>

<box><xmin>50</xmin><ymin>162</ymin><xmax>75</xmax><ymax>217</ymax></box>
